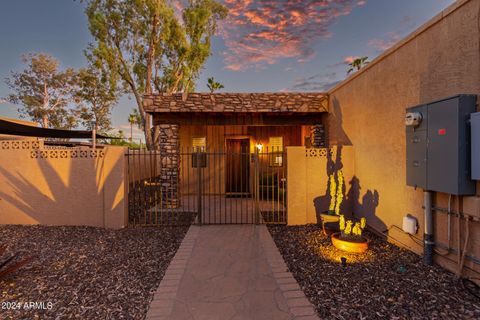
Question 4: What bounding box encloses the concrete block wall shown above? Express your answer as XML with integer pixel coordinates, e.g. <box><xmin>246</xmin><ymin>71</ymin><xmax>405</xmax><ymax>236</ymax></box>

<box><xmin>0</xmin><ymin>140</ymin><xmax>127</xmax><ymax>228</ymax></box>
<box><xmin>327</xmin><ymin>0</ymin><xmax>480</xmax><ymax>278</ymax></box>
<box><xmin>287</xmin><ymin>146</ymin><xmax>355</xmax><ymax>226</ymax></box>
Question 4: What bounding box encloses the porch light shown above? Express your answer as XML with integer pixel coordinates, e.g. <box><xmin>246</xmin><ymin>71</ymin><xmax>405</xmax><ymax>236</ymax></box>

<box><xmin>255</xmin><ymin>143</ymin><xmax>263</xmax><ymax>151</ymax></box>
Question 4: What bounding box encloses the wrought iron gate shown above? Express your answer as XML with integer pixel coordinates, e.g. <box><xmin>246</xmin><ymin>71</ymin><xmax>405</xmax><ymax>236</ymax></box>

<box><xmin>126</xmin><ymin>148</ymin><xmax>287</xmax><ymax>226</ymax></box>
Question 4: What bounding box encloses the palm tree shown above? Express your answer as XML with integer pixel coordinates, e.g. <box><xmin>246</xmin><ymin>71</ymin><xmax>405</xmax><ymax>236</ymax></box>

<box><xmin>128</xmin><ymin>109</ymin><xmax>141</xmax><ymax>143</ymax></box>
<box><xmin>347</xmin><ymin>56</ymin><xmax>369</xmax><ymax>74</ymax></box>
<box><xmin>207</xmin><ymin>77</ymin><xmax>224</xmax><ymax>93</ymax></box>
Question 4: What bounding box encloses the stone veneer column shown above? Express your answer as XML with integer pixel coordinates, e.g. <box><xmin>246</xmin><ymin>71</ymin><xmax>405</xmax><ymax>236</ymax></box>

<box><xmin>158</xmin><ymin>124</ymin><xmax>180</xmax><ymax>208</ymax></box>
<box><xmin>310</xmin><ymin>124</ymin><xmax>327</xmax><ymax>148</ymax></box>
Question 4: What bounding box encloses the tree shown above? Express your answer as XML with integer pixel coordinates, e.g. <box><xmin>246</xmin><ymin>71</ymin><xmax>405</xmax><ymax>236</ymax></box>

<box><xmin>347</xmin><ymin>56</ymin><xmax>369</xmax><ymax>74</ymax></box>
<box><xmin>84</xmin><ymin>0</ymin><xmax>227</xmax><ymax>149</ymax></box>
<box><xmin>74</xmin><ymin>67</ymin><xmax>118</xmax><ymax>133</ymax></box>
<box><xmin>128</xmin><ymin>108</ymin><xmax>142</xmax><ymax>143</ymax></box>
<box><xmin>5</xmin><ymin>53</ymin><xmax>77</xmax><ymax>129</ymax></box>
<box><xmin>206</xmin><ymin>76</ymin><xmax>224</xmax><ymax>93</ymax></box>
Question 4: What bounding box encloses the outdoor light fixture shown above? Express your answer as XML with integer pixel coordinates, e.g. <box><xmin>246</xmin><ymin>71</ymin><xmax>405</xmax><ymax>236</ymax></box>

<box><xmin>255</xmin><ymin>143</ymin><xmax>263</xmax><ymax>151</ymax></box>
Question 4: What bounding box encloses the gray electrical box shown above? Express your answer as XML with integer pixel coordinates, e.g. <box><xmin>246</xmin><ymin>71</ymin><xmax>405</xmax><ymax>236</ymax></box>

<box><xmin>472</xmin><ymin>112</ymin><xmax>480</xmax><ymax>180</ymax></box>
<box><xmin>406</xmin><ymin>105</ymin><xmax>428</xmax><ymax>189</ymax></box>
<box><xmin>406</xmin><ymin>95</ymin><xmax>477</xmax><ymax>195</ymax></box>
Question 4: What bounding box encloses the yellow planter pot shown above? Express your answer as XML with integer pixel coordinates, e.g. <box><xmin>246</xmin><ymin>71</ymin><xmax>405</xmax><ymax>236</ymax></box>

<box><xmin>331</xmin><ymin>232</ymin><xmax>369</xmax><ymax>253</ymax></box>
<box><xmin>319</xmin><ymin>213</ymin><xmax>340</xmax><ymax>223</ymax></box>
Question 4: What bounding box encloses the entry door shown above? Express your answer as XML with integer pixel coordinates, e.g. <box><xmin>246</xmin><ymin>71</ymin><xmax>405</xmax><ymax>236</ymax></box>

<box><xmin>226</xmin><ymin>139</ymin><xmax>250</xmax><ymax>196</ymax></box>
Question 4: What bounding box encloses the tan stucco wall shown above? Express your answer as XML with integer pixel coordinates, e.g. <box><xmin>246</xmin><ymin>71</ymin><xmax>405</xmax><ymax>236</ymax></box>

<box><xmin>287</xmin><ymin>146</ymin><xmax>355</xmax><ymax>225</ymax></box>
<box><xmin>0</xmin><ymin>141</ymin><xmax>127</xmax><ymax>228</ymax></box>
<box><xmin>327</xmin><ymin>0</ymin><xmax>480</xmax><ymax>277</ymax></box>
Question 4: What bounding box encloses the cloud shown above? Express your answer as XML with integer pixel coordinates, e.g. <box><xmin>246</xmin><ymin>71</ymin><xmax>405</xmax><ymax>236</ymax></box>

<box><xmin>368</xmin><ymin>32</ymin><xmax>402</xmax><ymax>52</ymax></box>
<box><xmin>367</xmin><ymin>15</ymin><xmax>418</xmax><ymax>54</ymax></box>
<box><xmin>289</xmin><ymin>72</ymin><xmax>342</xmax><ymax>92</ymax></box>
<box><xmin>343</xmin><ymin>56</ymin><xmax>360</xmax><ymax>64</ymax></box>
<box><xmin>220</xmin><ymin>0</ymin><xmax>366</xmax><ymax>71</ymax></box>
<box><xmin>326</xmin><ymin>55</ymin><xmax>361</xmax><ymax>68</ymax></box>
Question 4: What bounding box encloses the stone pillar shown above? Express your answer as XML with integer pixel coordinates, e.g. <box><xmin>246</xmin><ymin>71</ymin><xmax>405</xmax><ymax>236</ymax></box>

<box><xmin>310</xmin><ymin>124</ymin><xmax>328</xmax><ymax>148</ymax></box>
<box><xmin>159</xmin><ymin>124</ymin><xmax>180</xmax><ymax>208</ymax></box>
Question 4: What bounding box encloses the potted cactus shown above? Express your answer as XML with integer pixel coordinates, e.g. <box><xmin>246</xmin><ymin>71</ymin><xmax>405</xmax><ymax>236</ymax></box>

<box><xmin>319</xmin><ymin>170</ymin><xmax>344</xmax><ymax>235</ymax></box>
<box><xmin>331</xmin><ymin>215</ymin><xmax>369</xmax><ymax>253</ymax></box>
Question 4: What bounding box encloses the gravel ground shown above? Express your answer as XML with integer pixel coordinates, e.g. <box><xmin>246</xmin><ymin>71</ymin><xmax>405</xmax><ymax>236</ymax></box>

<box><xmin>268</xmin><ymin>224</ymin><xmax>480</xmax><ymax>320</ymax></box>
<box><xmin>0</xmin><ymin>225</ymin><xmax>189</xmax><ymax>319</ymax></box>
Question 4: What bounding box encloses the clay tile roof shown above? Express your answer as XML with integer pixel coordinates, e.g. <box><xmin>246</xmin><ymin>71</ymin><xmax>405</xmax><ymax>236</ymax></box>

<box><xmin>143</xmin><ymin>92</ymin><xmax>329</xmax><ymax>113</ymax></box>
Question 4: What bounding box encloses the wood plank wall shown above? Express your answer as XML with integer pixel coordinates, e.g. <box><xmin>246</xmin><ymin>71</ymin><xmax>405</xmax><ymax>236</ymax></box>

<box><xmin>178</xmin><ymin>125</ymin><xmax>307</xmax><ymax>195</ymax></box>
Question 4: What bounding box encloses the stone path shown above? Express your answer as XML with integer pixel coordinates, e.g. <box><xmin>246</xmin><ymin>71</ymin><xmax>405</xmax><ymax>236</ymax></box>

<box><xmin>146</xmin><ymin>225</ymin><xmax>319</xmax><ymax>320</ymax></box>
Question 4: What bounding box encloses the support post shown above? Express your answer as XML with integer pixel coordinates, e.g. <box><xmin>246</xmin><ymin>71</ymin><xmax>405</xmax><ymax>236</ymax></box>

<box><xmin>254</xmin><ymin>148</ymin><xmax>260</xmax><ymax>224</ymax></box>
<box><xmin>197</xmin><ymin>155</ymin><xmax>202</xmax><ymax>225</ymax></box>
<box><xmin>424</xmin><ymin>190</ymin><xmax>434</xmax><ymax>265</ymax></box>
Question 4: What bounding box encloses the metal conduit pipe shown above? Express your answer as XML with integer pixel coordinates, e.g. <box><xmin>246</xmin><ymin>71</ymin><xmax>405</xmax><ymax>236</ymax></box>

<box><xmin>457</xmin><ymin>196</ymin><xmax>462</xmax><ymax>270</ymax></box>
<box><xmin>447</xmin><ymin>194</ymin><xmax>452</xmax><ymax>250</ymax></box>
<box><xmin>424</xmin><ymin>191</ymin><xmax>434</xmax><ymax>265</ymax></box>
<box><xmin>370</xmin><ymin>223</ymin><xmax>480</xmax><ymax>266</ymax></box>
<box><xmin>458</xmin><ymin>216</ymin><xmax>471</xmax><ymax>277</ymax></box>
<box><xmin>431</xmin><ymin>206</ymin><xmax>480</xmax><ymax>221</ymax></box>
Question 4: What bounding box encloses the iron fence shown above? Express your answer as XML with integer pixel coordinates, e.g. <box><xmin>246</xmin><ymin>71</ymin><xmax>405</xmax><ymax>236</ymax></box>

<box><xmin>126</xmin><ymin>147</ymin><xmax>287</xmax><ymax>226</ymax></box>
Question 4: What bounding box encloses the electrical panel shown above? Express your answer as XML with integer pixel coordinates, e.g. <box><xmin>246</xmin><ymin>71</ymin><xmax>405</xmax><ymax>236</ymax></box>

<box><xmin>406</xmin><ymin>105</ymin><xmax>428</xmax><ymax>189</ymax></box>
<box><xmin>472</xmin><ymin>112</ymin><xmax>480</xmax><ymax>180</ymax></box>
<box><xmin>406</xmin><ymin>95</ymin><xmax>477</xmax><ymax>195</ymax></box>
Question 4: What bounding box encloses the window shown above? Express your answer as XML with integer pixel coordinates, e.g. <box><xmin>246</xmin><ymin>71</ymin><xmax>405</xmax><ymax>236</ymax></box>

<box><xmin>269</xmin><ymin>136</ymin><xmax>283</xmax><ymax>166</ymax></box>
<box><xmin>192</xmin><ymin>137</ymin><xmax>206</xmax><ymax>152</ymax></box>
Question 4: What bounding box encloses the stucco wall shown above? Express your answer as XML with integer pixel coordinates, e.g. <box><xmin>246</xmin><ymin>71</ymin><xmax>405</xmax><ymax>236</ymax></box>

<box><xmin>287</xmin><ymin>146</ymin><xmax>355</xmax><ymax>226</ymax></box>
<box><xmin>0</xmin><ymin>140</ymin><xmax>127</xmax><ymax>228</ymax></box>
<box><xmin>327</xmin><ymin>0</ymin><xmax>480</xmax><ymax>278</ymax></box>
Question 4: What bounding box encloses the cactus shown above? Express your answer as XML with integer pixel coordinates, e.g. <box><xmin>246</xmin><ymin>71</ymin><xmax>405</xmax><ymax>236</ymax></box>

<box><xmin>360</xmin><ymin>217</ymin><xmax>366</xmax><ymax>229</ymax></box>
<box><xmin>344</xmin><ymin>220</ymin><xmax>353</xmax><ymax>235</ymax></box>
<box><xmin>339</xmin><ymin>215</ymin><xmax>346</xmax><ymax>231</ymax></box>
<box><xmin>328</xmin><ymin>170</ymin><xmax>344</xmax><ymax>215</ymax></box>
<box><xmin>328</xmin><ymin>174</ymin><xmax>336</xmax><ymax>212</ymax></box>
<box><xmin>352</xmin><ymin>222</ymin><xmax>361</xmax><ymax>236</ymax></box>
<box><xmin>341</xmin><ymin>218</ymin><xmax>367</xmax><ymax>239</ymax></box>
<box><xmin>334</xmin><ymin>171</ymin><xmax>344</xmax><ymax>215</ymax></box>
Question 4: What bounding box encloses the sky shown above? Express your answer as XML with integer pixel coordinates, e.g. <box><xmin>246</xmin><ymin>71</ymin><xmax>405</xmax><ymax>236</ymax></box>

<box><xmin>0</xmin><ymin>0</ymin><xmax>455</xmax><ymax>141</ymax></box>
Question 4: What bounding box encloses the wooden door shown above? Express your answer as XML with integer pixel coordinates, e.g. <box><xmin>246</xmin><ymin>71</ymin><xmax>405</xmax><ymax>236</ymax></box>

<box><xmin>226</xmin><ymin>138</ymin><xmax>250</xmax><ymax>195</ymax></box>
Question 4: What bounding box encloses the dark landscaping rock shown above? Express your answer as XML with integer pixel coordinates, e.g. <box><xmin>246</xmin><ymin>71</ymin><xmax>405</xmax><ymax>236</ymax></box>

<box><xmin>268</xmin><ymin>224</ymin><xmax>480</xmax><ymax>320</ymax></box>
<box><xmin>0</xmin><ymin>225</ymin><xmax>189</xmax><ymax>319</ymax></box>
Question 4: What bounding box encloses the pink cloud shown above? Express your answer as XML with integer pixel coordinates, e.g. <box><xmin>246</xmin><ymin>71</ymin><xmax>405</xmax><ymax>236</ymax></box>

<box><xmin>220</xmin><ymin>0</ymin><xmax>367</xmax><ymax>71</ymax></box>
<box><xmin>368</xmin><ymin>32</ymin><xmax>402</xmax><ymax>52</ymax></box>
<box><xmin>343</xmin><ymin>56</ymin><xmax>360</xmax><ymax>64</ymax></box>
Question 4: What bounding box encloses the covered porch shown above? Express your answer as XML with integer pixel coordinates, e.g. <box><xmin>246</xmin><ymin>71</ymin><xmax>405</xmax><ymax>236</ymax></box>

<box><xmin>139</xmin><ymin>92</ymin><xmax>329</xmax><ymax>224</ymax></box>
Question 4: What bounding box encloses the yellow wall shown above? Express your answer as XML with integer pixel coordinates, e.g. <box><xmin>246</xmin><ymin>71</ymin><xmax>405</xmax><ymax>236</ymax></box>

<box><xmin>287</xmin><ymin>146</ymin><xmax>355</xmax><ymax>225</ymax></box>
<box><xmin>0</xmin><ymin>140</ymin><xmax>127</xmax><ymax>228</ymax></box>
<box><xmin>327</xmin><ymin>0</ymin><xmax>480</xmax><ymax>278</ymax></box>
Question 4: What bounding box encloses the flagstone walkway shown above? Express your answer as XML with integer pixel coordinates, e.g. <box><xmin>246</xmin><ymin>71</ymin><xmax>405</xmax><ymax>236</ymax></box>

<box><xmin>145</xmin><ymin>225</ymin><xmax>319</xmax><ymax>320</ymax></box>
